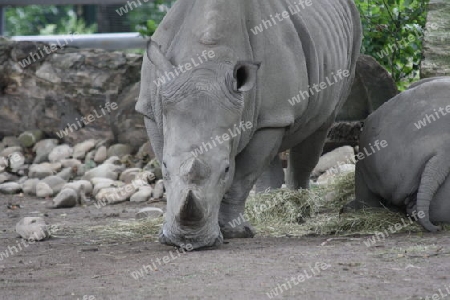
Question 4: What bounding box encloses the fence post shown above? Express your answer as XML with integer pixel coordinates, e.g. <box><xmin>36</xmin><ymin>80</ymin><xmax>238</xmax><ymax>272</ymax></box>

<box><xmin>0</xmin><ymin>6</ymin><xmax>4</xmax><ymax>36</ymax></box>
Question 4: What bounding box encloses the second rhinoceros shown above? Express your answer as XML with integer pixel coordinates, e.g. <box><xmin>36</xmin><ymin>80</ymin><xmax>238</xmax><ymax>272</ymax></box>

<box><xmin>346</xmin><ymin>77</ymin><xmax>450</xmax><ymax>232</ymax></box>
<box><xmin>136</xmin><ymin>0</ymin><xmax>362</xmax><ymax>249</ymax></box>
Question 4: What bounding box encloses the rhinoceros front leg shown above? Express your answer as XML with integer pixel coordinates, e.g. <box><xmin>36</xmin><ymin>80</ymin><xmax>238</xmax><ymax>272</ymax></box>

<box><xmin>219</xmin><ymin>128</ymin><xmax>284</xmax><ymax>239</ymax></box>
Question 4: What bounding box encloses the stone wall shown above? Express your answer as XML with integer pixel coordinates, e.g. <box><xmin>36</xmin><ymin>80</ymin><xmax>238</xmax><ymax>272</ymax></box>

<box><xmin>0</xmin><ymin>38</ymin><xmax>142</xmax><ymax>145</ymax></box>
<box><xmin>421</xmin><ymin>0</ymin><xmax>450</xmax><ymax>78</ymax></box>
<box><xmin>0</xmin><ymin>39</ymin><xmax>398</xmax><ymax>155</ymax></box>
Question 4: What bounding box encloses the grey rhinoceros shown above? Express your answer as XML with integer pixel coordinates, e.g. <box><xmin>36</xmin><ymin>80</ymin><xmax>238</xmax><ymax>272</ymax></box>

<box><xmin>347</xmin><ymin>77</ymin><xmax>450</xmax><ymax>232</ymax></box>
<box><xmin>136</xmin><ymin>0</ymin><xmax>362</xmax><ymax>249</ymax></box>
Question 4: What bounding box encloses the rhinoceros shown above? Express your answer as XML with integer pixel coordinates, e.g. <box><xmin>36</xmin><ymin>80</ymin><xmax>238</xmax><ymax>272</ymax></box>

<box><xmin>136</xmin><ymin>0</ymin><xmax>362</xmax><ymax>249</ymax></box>
<box><xmin>346</xmin><ymin>77</ymin><xmax>450</xmax><ymax>232</ymax></box>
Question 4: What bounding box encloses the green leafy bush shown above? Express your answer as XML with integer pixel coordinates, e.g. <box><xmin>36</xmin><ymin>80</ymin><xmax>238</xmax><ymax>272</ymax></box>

<box><xmin>5</xmin><ymin>5</ymin><xmax>96</xmax><ymax>36</ymax></box>
<box><xmin>132</xmin><ymin>0</ymin><xmax>172</xmax><ymax>37</ymax></box>
<box><xmin>5</xmin><ymin>1</ymin><xmax>430</xmax><ymax>90</ymax></box>
<box><xmin>356</xmin><ymin>0</ymin><xmax>429</xmax><ymax>90</ymax></box>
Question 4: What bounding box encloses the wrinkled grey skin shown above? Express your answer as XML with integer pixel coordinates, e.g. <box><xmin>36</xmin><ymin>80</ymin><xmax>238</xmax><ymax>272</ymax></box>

<box><xmin>136</xmin><ymin>0</ymin><xmax>361</xmax><ymax>249</ymax></box>
<box><xmin>347</xmin><ymin>77</ymin><xmax>450</xmax><ymax>232</ymax></box>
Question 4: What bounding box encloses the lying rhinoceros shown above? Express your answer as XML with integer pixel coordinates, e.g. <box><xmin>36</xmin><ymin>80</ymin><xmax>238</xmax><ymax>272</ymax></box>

<box><xmin>136</xmin><ymin>0</ymin><xmax>362</xmax><ymax>249</ymax></box>
<box><xmin>347</xmin><ymin>77</ymin><xmax>450</xmax><ymax>232</ymax></box>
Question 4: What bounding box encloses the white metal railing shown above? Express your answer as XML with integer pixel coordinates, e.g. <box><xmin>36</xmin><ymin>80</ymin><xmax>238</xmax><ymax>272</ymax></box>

<box><xmin>11</xmin><ymin>32</ymin><xmax>148</xmax><ymax>50</ymax></box>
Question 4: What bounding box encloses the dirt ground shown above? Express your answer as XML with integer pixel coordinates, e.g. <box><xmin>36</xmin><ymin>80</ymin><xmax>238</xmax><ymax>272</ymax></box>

<box><xmin>1</xmin><ymin>195</ymin><xmax>450</xmax><ymax>300</ymax></box>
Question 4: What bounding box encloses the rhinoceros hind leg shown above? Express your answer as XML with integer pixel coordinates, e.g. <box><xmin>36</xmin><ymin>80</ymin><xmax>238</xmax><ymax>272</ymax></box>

<box><xmin>255</xmin><ymin>154</ymin><xmax>284</xmax><ymax>193</ymax></box>
<box><xmin>345</xmin><ymin>166</ymin><xmax>384</xmax><ymax>211</ymax></box>
<box><xmin>220</xmin><ymin>221</ymin><xmax>255</xmax><ymax>239</ymax></box>
<box><xmin>286</xmin><ymin>121</ymin><xmax>332</xmax><ymax>190</ymax></box>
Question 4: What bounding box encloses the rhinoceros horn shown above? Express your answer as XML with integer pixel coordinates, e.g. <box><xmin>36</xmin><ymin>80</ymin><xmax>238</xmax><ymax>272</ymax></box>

<box><xmin>178</xmin><ymin>190</ymin><xmax>204</xmax><ymax>225</ymax></box>
<box><xmin>146</xmin><ymin>39</ymin><xmax>174</xmax><ymax>73</ymax></box>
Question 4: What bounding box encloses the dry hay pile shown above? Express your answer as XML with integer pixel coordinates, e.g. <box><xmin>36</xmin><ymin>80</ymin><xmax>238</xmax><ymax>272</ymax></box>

<box><xmin>80</xmin><ymin>172</ymin><xmax>433</xmax><ymax>243</ymax></box>
<box><xmin>245</xmin><ymin>172</ymin><xmax>424</xmax><ymax>237</ymax></box>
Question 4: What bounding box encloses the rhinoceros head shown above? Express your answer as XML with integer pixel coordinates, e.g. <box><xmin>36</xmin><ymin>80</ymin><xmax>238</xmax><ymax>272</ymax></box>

<box><xmin>145</xmin><ymin>40</ymin><xmax>260</xmax><ymax>249</ymax></box>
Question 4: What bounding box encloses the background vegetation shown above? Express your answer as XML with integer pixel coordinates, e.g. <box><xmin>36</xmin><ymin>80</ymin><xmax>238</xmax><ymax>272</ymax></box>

<box><xmin>356</xmin><ymin>0</ymin><xmax>430</xmax><ymax>89</ymax></box>
<box><xmin>5</xmin><ymin>5</ymin><xmax>97</xmax><ymax>35</ymax></box>
<box><xmin>4</xmin><ymin>0</ymin><xmax>429</xmax><ymax>89</ymax></box>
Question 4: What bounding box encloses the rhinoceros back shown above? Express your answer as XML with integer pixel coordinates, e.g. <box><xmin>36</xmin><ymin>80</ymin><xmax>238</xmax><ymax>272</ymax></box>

<box><xmin>137</xmin><ymin>0</ymin><xmax>361</xmax><ymax>151</ymax></box>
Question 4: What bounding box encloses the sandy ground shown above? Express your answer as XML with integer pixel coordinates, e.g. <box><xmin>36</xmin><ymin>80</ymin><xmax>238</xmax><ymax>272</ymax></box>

<box><xmin>1</xmin><ymin>195</ymin><xmax>450</xmax><ymax>300</ymax></box>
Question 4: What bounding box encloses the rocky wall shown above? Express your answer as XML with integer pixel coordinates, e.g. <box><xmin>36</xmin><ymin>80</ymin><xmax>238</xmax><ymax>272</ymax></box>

<box><xmin>421</xmin><ymin>0</ymin><xmax>450</xmax><ymax>78</ymax></box>
<box><xmin>0</xmin><ymin>38</ymin><xmax>142</xmax><ymax>146</ymax></box>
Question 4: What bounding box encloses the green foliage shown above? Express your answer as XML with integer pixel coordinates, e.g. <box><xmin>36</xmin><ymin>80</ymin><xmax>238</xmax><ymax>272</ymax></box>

<box><xmin>132</xmin><ymin>0</ymin><xmax>172</xmax><ymax>37</ymax></box>
<box><xmin>5</xmin><ymin>1</ymin><xmax>430</xmax><ymax>90</ymax></box>
<box><xmin>40</xmin><ymin>10</ymin><xmax>97</xmax><ymax>35</ymax></box>
<box><xmin>136</xmin><ymin>19</ymin><xmax>159</xmax><ymax>38</ymax></box>
<box><xmin>356</xmin><ymin>0</ymin><xmax>430</xmax><ymax>90</ymax></box>
<box><xmin>5</xmin><ymin>5</ymin><xmax>96</xmax><ymax>36</ymax></box>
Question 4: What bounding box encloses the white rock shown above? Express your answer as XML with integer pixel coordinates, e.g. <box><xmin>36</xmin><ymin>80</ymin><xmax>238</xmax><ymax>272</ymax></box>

<box><xmin>0</xmin><ymin>146</ymin><xmax>22</xmax><ymax>157</ymax></box>
<box><xmin>35</xmin><ymin>182</ymin><xmax>53</xmax><ymax>198</ymax></box>
<box><xmin>16</xmin><ymin>165</ymin><xmax>29</xmax><ymax>177</ymax></box>
<box><xmin>95</xmin><ymin>187</ymin><xmax>117</xmax><ymax>205</ymax></box>
<box><xmin>41</xmin><ymin>176</ymin><xmax>67</xmax><ymax>195</ymax></box>
<box><xmin>56</xmin><ymin>167</ymin><xmax>76</xmax><ymax>181</ymax></box>
<box><xmin>2</xmin><ymin>136</ymin><xmax>20</xmax><ymax>147</ymax></box>
<box><xmin>16</xmin><ymin>217</ymin><xmax>49</xmax><ymax>241</ymax></box>
<box><xmin>0</xmin><ymin>156</ymin><xmax>7</xmax><ymax>172</ymax></box>
<box><xmin>0</xmin><ymin>182</ymin><xmax>22</xmax><ymax>194</ymax></box>
<box><xmin>72</xmin><ymin>139</ymin><xmax>96</xmax><ymax>160</ymax></box>
<box><xmin>135</xmin><ymin>207</ymin><xmax>164</xmax><ymax>220</ymax></box>
<box><xmin>28</xmin><ymin>164</ymin><xmax>54</xmax><ymax>179</ymax></box>
<box><xmin>90</xmin><ymin>177</ymin><xmax>116</xmax><ymax>186</ymax></box>
<box><xmin>76</xmin><ymin>164</ymin><xmax>88</xmax><ymax>177</ymax></box>
<box><xmin>52</xmin><ymin>188</ymin><xmax>78</xmax><ymax>208</ymax></box>
<box><xmin>33</xmin><ymin>139</ymin><xmax>58</xmax><ymax>163</ymax></box>
<box><xmin>84</xmin><ymin>150</ymin><xmax>96</xmax><ymax>164</ymax></box>
<box><xmin>93</xmin><ymin>146</ymin><xmax>107</xmax><ymax>163</ymax></box>
<box><xmin>62</xmin><ymin>180</ymin><xmax>93</xmax><ymax>195</ymax></box>
<box><xmin>82</xmin><ymin>164</ymin><xmax>122</xmax><ymax>181</ymax></box>
<box><xmin>8</xmin><ymin>152</ymin><xmax>25</xmax><ymax>172</ymax></box>
<box><xmin>136</xmin><ymin>141</ymin><xmax>154</xmax><ymax>161</ymax></box>
<box><xmin>130</xmin><ymin>186</ymin><xmax>153</xmax><ymax>202</ymax></box>
<box><xmin>22</xmin><ymin>178</ymin><xmax>40</xmax><ymax>195</ymax></box>
<box><xmin>316</xmin><ymin>164</ymin><xmax>355</xmax><ymax>185</ymax></box>
<box><xmin>18</xmin><ymin>176</ymin><xmax>28</xmax><ymax>184</ymax></box>
<box><xmin>119</xmin><ymin>168</ymin><xmax>142</xmax><ymax>184</ymax></box>
<box><xmin>152</xmin><ymin>180</ymin><xmax>165</xmax><ymax>199</ymax></box>
<box><xmin>93</xmin><ymin>181</ymin><xmax>120</xmax><ymax>196</ymax></box>
<box><xmin>0</xmin><ymin>172</ymin><xmax>19</xmax><ymax>184</ymax></box>
<box><xmin>107</xmin><ymin>144</ymin><xmax>132</xmax><ymax>158</ymax></box>
<box><xmin>48</xmin><ymin>162</ymin><xmax>62</xmax><ymax>172</ymax></box>
<box><xmin>103</xmin><ymin>156</ymin><xmax>121</xmax><ymax>165</ymax></box>
<box><xmin>312</xmin><ymin>146</ymin><xmax>355</xmax><ymax>177</ymax></box>
<box><xmin>60</xmin><ymin>159</ymin><xmax>82</xmax><ymax>168</ymax></box>
<box><xmin>95</xmin><ymin>183</ymin><xmax>136</xmax><ymax>205</ymax></box>
<box><xmin>48</xmin><ymin>145</ymin><xmax>73</xmax><ymax>163</ymax></box>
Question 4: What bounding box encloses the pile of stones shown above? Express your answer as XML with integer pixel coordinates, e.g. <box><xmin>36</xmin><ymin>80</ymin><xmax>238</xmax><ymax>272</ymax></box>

<box><xmin>0</xmin><ymin>130</ymin><xmax>164</xmax><ymax>209</ymax></box>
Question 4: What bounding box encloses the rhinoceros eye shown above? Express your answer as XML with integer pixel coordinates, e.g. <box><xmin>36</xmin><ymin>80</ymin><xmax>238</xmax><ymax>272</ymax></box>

<box><xmin>224</xmin><ymin>166</ymin><xmax>230</xmax><ymax>173</ymax></box>
<box><xmin>163</xmin><ymin>161</ymin><xmax>167</xmax><ymax>169</ymax></box>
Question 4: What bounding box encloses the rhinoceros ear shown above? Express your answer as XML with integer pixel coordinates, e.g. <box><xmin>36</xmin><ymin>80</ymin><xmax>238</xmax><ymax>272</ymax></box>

<box><xmin>233</xmin><ymin>61</ymin><xmax>261</xmax><ymax>92</ymax></box>
<box><xmin>146</xmin><ymin>39</ymin><xmax>174</xmax><ymax>73</ymax></box>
